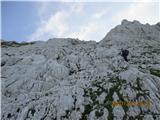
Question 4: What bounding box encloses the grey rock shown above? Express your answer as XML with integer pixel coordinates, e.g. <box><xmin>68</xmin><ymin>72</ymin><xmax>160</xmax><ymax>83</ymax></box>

<box><xmin>1</xmin><ymin>20</ymin><xmax>160</xmax><ymax>120</ymax></box>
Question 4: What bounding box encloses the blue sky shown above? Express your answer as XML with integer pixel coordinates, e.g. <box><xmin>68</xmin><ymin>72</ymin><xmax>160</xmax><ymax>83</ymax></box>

<box><xmin>1</xmin><ymin>0</ymin><xmax>159</xmax><ymax>42</ymax></box>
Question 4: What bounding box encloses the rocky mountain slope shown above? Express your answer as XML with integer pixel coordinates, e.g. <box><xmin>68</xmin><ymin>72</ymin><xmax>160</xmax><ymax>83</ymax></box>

<box><xmin>1</xmin><ymin>20</ymin><xmax>160</xmax><ymax>120</ymax></box>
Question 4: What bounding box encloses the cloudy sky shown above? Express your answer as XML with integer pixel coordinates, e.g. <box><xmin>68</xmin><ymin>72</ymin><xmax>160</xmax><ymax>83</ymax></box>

<box><xmin>1</xmin><ymin>0</ymin><xmax>159</xmax><ymax>42</ymax></box>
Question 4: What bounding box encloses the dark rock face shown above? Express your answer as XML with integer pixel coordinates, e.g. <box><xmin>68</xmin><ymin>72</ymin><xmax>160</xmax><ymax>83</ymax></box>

<box><xmin>1</xmin><ymin>20</ymin><xmax>160</xmax><ymax>120</ymax></box>
<box><xmin>1</xmin><ymin>41</ymin><xmax>35</xmax><ymax>47</ymax></box>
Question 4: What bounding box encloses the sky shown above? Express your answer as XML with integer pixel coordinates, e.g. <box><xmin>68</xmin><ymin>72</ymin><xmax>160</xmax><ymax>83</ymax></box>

<box><xmin>1</xmin><ymin>0</ymin><xmax>159</xmax><ymax>42</ymax></box>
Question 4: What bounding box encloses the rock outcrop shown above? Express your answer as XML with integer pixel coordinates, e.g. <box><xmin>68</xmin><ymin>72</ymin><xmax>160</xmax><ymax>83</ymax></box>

<box><xmin>1</xmin><ymin>20</ymin><xmax>160</xmax><ymax>120</ymax></box>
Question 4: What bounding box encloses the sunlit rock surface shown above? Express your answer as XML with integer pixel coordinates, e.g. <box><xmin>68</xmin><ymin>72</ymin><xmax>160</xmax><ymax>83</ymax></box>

<box><xmin>1</xmin><ymin>20</ymin><xmax>160</xmax><ymax>120</ymax></box>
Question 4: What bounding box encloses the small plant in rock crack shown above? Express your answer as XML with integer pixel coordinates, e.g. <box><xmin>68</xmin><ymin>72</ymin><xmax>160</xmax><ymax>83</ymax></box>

<box><xmin>150</xmin><ymin>69</ymin><xmax>160</xmax><ymax>77</ymax></box>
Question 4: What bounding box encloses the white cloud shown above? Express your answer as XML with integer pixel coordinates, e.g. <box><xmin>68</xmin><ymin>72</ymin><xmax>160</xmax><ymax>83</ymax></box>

<box><xmin>68</xmin><ymin>22</ymin><xmax>99</xmax><ymax>41</ymax></box>
<box><xmin>29</xmin><ymin>10</ymin><xmax>69</xmax><ymax>41</ymax></box>
<box><xmin>44</xmin><ymin>11</ymin><xmax>69</xmax><ymax>36</ymax></box>
<box><xmin>29</xmin><ymin>2</ymin><xmax>108</xmax><ymax>42</ymax></box>
<box><xmin>113</xmin><ymin>1</ymin><xmax>159</xmax><ymax>24</ymax></box>
<box><xmin>92</xmin><ymin>10</ymin><xmax>106</xmax><ymax>19</ymax></box>
<box><xmin>28</xmin><ymin>2</ymin><xmax>85</xmax><ymax>41</ymax></box>
<box><xmin>70</xmin><ymin>3</ymin><xmax>84</xmax><ymax>14</ymax></box>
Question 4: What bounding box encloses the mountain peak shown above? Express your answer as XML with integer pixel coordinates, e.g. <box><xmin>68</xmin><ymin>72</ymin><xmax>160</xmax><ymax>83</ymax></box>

<box><xmin>121</xmin><ymin>19</ymin><xmax>141</xmax><ymax>26</ymax></box>
<box><xmin>100</xmin><ymin>19</ymin><xmax>160</xmax><ymax>49</ymax></box>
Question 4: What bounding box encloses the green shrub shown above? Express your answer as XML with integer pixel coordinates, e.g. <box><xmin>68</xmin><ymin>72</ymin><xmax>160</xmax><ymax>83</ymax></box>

<box><xmin>150</xmin><ymin>69</ymin><xmax>160</xmax><ymax>77</ymax></box>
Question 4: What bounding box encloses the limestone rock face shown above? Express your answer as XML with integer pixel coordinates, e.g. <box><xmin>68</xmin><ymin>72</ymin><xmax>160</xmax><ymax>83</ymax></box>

<box><xmin>1</xmin><ymin>20</ymin><xmax>160</xmax><ymax>120</ymax></box>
